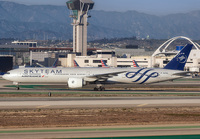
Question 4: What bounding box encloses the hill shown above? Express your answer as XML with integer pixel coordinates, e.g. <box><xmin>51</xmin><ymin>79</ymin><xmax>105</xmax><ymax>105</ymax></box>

<box><xmin>0</xmin><ymin>1</ymin><xmax>200</xmax><ymax>40</ymax></box>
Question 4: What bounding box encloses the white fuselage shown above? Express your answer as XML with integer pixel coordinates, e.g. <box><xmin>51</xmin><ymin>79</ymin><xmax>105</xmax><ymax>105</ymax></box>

<box><xmin>3</xmin><ymin>67</ymin><xmax>185</xmax><ymax>85</ymax></box>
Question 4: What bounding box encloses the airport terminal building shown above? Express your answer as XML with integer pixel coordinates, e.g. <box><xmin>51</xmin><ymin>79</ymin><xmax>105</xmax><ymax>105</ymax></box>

<box><xmin>1</xmin><ymin>37</ymin><xmax>200</xmax><ymax>74</ymax></box>
<box><xmin>59</xmin><ymin>37</ymin><xmax>200</xmax><ymax>73</ymax></box>
<box><xmin>58</xmin><ymin>46</ymin><xmax>200</xmax><ymax>74</ymax></box>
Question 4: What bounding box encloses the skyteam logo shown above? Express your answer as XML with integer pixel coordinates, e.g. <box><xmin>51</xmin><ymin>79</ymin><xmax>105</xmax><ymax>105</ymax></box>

<box><xmin>177</xmin><ymin>53</ymin><xmax>187</xmax><ymax>63</ymax></box>
<box><xmin>126</xmin><ymin>68</ymin><xmax>159</xmax><ymax>84</ymax></box>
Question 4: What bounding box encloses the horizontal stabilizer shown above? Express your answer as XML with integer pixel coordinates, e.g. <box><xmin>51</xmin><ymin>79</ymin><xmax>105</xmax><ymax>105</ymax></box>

<box><xmin>173</xmin><ymin>71</ymin><xmax>190</xmax><ymax>76</ymax></box>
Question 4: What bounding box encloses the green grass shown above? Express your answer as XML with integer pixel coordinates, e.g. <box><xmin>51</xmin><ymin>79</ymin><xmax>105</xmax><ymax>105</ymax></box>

<box><xmin>0</xmin><ymin>125</ymin><xmax>200</xmax><ymax>135</ymax></box>
<box><xmin>67</xmin><ymin>135</ymin><xmax>200</xmax><ymax>139</ymax></box>
<box><xmin>1</xmin><ymin>125</ymin><xmax>200</xmax><ymax>133</ymax></box>
<box><xmin>5</xmin><ymin>85</ymin><xmax>57</xmax><ymax>89</ymax></box>
<box><xmin>3</xmin><ymin>84</ymin><xmax>200</xmax><ymax>96</ymax></box>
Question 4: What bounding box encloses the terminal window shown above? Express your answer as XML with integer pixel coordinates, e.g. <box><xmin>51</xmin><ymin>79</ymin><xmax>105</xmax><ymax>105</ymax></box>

<box><xmin>93</xmin><ymin>60</ymin><xmax>101</xmax><ymax>63</ymax></box>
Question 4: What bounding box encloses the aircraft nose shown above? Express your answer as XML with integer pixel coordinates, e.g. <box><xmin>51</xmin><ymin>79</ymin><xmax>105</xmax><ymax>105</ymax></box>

<box><xmin>2</xmin><ymin>73</ymin><xmax>11</xmax><ymax>80</ymax></box>
<box><xmin>2</xmin><ymin>74</ymin><xmax>8</xmax><ymax>80</ymax></box>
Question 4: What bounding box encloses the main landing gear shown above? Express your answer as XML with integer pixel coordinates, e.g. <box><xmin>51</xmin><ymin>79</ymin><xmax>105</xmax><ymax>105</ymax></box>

<box><xmin>94</xmin><ymin>86</ymin><xmax>105</xmax><ymax>91</ymax></box>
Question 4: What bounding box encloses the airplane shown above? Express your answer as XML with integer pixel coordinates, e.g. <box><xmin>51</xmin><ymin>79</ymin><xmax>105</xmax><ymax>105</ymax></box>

<box><xmin>74</xmin><ymin>60</ymin><xmax>80</xmax><ymax>68</ymax></box>
<box><xmin>101</xmin><ymin>59</ymin><xmax>139</xmax><ymax>68</ymax></box>
<box><xmin>74</xmin><ymin>59</ymin><xmax>108</xmax><ymax>68</ymax></box>
<box><xmin>52</xmin><ymin>59</ymin><xmax>58</xmax><ymax>68</ymax></box>
<box><xmin>101</xmin><ymin>59</ymin><xmax>109</xmax><ymax>68</ymax></box>
<box><xmin>2</xmin><ymin>44</ymin><xmax>193</xmax><ymax>91</ymax></box>
<box><xmin>75</xmin><ymin>59</ymin><xmax>109</xmax><ymax>68</ymax></box>
<box><xmin>133</xmin><ymin>60</ymin><xmax>139</xmax><ymax>67</ymax></box>
<box><xmin>34</xmin><ymin>59</ymin><xmax>58</xmax><ymax>68</ymax></box>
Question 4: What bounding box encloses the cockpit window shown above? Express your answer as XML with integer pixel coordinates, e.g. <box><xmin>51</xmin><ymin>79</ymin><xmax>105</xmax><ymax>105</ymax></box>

<box><xmin>5</xmin><ymin>72</ymin><xmax>10</xmax><ymax>74</ymax></box>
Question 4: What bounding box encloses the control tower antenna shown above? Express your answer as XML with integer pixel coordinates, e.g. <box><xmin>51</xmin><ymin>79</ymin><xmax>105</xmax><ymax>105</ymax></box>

<box><xmin>67</xmin><ymin>0</ymin><xmax>94</xmax><ymax>56</ymax></box>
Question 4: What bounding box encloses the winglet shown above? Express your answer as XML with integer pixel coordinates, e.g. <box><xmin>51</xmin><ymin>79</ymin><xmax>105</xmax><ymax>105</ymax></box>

<box><xmin>164</xmin><ymin>44</ymin><xmax>193</xmax><ymax>70</ymax></box>
<box><xmin>133</xmin><ymin>60</ymin><xmax>139</xmax><ymax>67</ymax></box>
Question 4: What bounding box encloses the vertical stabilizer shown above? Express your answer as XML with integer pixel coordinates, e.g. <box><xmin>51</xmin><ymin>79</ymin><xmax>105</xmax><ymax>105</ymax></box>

<box><xmin>101</xmin><ymin>59</ymin><xmax>109</xmax><ymax>68</ymax></box>
<box><xmin>74</xmin><ymin>60</ymin><xmax>80</xmax><ymax>67</ymax></box>
<box><xmin>164</xmin><ymin>44</ymin><xmax>193</xmax><ymax>70</ymax></box>
<box><xmin>133</xmin><ymin>60</ymin><xmax>139</xmax><ymax>67</ymax></box>
<box><xmin>52</xmin><ymin>59</ymin><xmax>58</xmax><ymax>68</ymax></box>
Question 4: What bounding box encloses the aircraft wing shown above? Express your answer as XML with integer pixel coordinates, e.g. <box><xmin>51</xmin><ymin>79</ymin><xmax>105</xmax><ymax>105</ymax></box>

<box><xmin>84</xmin><ymin>71</ymin><xmax>127</xmax><ymax>82</ymax></box>
<box><xmin>173</xmin><ymin>71</ymin><xmax>190</xmax><ymax>76</ymax></box>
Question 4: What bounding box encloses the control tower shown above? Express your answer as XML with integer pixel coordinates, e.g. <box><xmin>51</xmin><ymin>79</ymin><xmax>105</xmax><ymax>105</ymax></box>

<box><xmin>67</xmin><ymin>0</ymin><xmax>94</xmax><ymax>56</ymax></box>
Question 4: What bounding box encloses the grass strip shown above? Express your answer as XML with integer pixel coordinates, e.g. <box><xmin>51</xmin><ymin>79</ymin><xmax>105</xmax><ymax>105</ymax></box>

<box><xmin>69</xmin><ymin>135</ymin><xmax>200</xmax><ymax>139</ymax></box>
<box><xmin>0</xmin><ymin>125</ymin><xmax>200</xmax><ymax>134</ymax></box>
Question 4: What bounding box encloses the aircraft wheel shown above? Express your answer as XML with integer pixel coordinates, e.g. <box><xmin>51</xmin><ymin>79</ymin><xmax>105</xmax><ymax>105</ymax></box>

<box><xmin>94</xmin><ymin>87</ymin><xmax>98</xmax><ymax>91</ymax></box>
<box><xmin>94</xmin><ymin>87</ymin><xmax>105</xmax><ymax>91</ymax></box>
<box><xmin>100</xmin><ymin>87</ymin><xmax>105</xmax><ymax>91</ymax></box>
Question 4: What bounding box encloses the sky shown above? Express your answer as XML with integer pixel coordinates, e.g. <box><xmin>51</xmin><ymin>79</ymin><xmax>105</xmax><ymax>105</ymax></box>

<box><xmin>1</xmin><ymin>0</ymin><xmax>200</xmax><ymax>15</ymax></box>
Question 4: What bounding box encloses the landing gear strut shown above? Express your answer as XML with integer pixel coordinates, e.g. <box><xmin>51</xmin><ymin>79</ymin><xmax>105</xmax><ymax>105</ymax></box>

<box><xmin>16</xmin><ymin>86</ymin><xmax>20</xmax><ymax>90</ymax></box>
<box><xmin>13</xmin><ymin>82</ymin><xmax>20</xmax><ymax>90</ymax></box>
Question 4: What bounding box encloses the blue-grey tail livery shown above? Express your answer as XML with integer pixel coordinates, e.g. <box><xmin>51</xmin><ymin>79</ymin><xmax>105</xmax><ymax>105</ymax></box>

<box><xmin>164</xmin><ymin>44</ymin><xmax>193</xmax><ymax>70</ymax></box>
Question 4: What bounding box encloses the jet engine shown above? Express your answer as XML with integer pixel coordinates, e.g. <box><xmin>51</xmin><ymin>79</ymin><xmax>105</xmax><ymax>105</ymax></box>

<box><xmin>68</xmin><ymin>78</ymin><xmax>84</xmax><ymax>88</ymax></box>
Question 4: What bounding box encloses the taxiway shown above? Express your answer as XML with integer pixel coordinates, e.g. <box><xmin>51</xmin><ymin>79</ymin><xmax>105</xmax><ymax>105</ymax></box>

<box><xmin>0</xmin><ymin>96</ymin><xmax>200</xmax><ymax>109</ymax></box>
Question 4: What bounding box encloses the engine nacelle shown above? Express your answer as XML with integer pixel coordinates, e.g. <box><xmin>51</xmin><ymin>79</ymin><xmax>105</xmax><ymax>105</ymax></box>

<box><xmin>68</xmin><ymin>78</ymin><xmax>84</xmax><ymax>88</ymax></box>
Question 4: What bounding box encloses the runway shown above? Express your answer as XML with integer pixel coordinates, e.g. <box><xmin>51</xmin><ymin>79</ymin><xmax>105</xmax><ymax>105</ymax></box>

<box><xmin>0</xmin><ymin>96</ymin><xmax>200</xmax><ymax>109</ymax></box>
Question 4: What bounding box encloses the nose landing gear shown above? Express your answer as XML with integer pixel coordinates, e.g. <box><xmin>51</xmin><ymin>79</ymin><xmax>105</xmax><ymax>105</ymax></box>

<box><xmin>13</xmin><ymin>82</ymin><xmax>20</xmax><ymax>90</ymax></box>
<box><xmin>16</xmin><ymin>86</ymin><xmax>20</xmax><ymax>90</ymax></box>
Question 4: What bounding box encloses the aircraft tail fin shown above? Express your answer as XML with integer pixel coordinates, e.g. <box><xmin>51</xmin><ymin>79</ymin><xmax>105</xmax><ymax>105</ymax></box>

<box><xmin>74</xmin><ymin>60</ymin><xmax>80</xmax><ymax>68</ymax></box>
<box><xmin>133</xmin><ymin>60</ymin><xmax>139</xmax><ymax>67</ymax></box>
<box><xmin>52</xmin><ymin>59</ymin><xmax>58</xmax><ymax>68</ymax></box>
<box><xmin>164</xmin><ymin>44</ymin><xmax>193</xmax><ymax>70</ymax></box>
<box><xmin>101</xmin><ymin>59</ymin><xmax>109</xmax><ymax>68</ymax></box>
